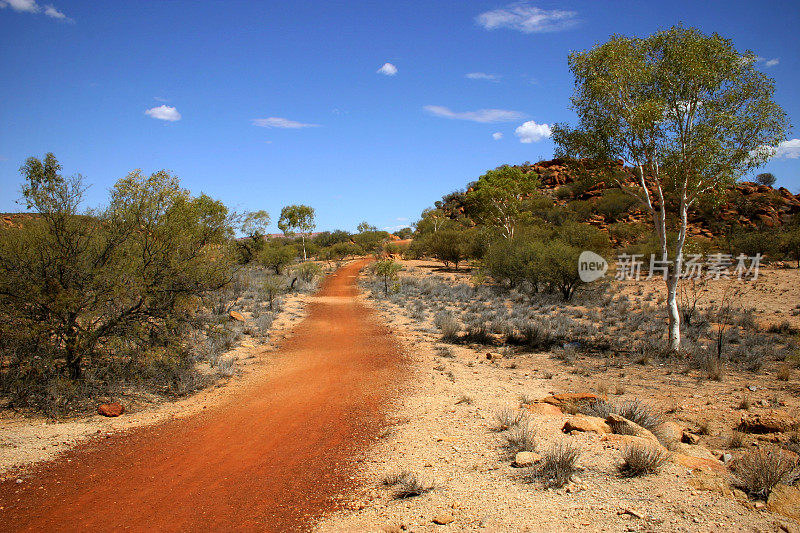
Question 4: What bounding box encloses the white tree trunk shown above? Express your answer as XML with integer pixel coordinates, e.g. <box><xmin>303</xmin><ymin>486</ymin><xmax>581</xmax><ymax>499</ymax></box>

<box><xmin>302</xmin><ymin>235</ymin><xmax>307</xmax><ymax>262</ymax></box>
<box><xmin>666</xmin><ymin>273</ymin><xmax>681</xmax><ymax>351</ymax></box>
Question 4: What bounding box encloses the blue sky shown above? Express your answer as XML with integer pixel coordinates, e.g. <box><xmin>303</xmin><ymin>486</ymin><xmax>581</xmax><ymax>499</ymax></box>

<box><xmin>1</xmin><ymin>1</ymin><xmax>799</xmax><ymax>232</ymax></box>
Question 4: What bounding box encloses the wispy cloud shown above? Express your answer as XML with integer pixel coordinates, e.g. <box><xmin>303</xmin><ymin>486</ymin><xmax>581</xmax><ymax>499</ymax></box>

<box><xmin>153</xmin><ymin>96</ymin><xmax>169</xmax><ymax>102</ymax></box>
<box><xmin>145</xmin><ymin>105</ymin><xmax>181</xmax><ymax>122</ymax></box>
<box><xmin>514</xmin><ymin>120</ymin><xmax>551</xmax><ymax>143</ymax></box>
<box><xmin>0</xmin><ymin>155</ymin><xmax>8</xmax><ymax>162</ymax></box>
<box><xmin>251</xmin><ymin>117</ymin><xmax>320</xmax><ymax>129</ymax></box>
<box><xmin>466</xmin><ymin>72</ymin><xmax>500</xmax><ymax>82</ymax></box>
<box><xmin>755</xmin><ymin>56</ymin><xmax>780</xmax><ymax>67</ymax></box>
<box><xmin>476</xmin><ymin>3</ymin><xmax>578</xmax><ymax>33</ymax></box>
<box><xmin>492</xmin><ymin>132</ymin><xmax>503</xmax><ymax>140</ymax></box>
<box><xmin>377</xmin><ymin>62</ymin><xmax>398</xmax><ymax>76</ymax></box>
<box><xmin>770</xmin><ymin>139</ymin><xmax>800</xmax><ymax>159</ymax></box>
<box><xmin>0</xmin><ymin>0</ymin><xmax>72</xmax><ymax>21</ymax></box>
<box><xmin>424</xmin><ymin>105</ymin><xmax>524</xmax><ymax>123</ymax></box>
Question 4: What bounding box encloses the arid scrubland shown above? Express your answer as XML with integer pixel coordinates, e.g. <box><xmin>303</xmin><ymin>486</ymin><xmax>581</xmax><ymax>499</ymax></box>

<box><xmin>315</xmin><ymin>260</ymin><xmax>800</xmax><ymax>532</ymax></box>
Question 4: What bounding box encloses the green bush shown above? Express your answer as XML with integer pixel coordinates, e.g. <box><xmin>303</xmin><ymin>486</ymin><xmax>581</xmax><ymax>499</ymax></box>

<box><xmin>594</xmin><ymin>189</ymin><xmax>638</xmax><ymax>222</ymax></box>
<box><xmin>258</xmin><ymin>242</ymin><xmax>297</xmax><ymax>274</ymax></box>
<box><xmin>0</xmin><ymin>154</ymin><xmax>233</xmax><ymax>413</ymax></box>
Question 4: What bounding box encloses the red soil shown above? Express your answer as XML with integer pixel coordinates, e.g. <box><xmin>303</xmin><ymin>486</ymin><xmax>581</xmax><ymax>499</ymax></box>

<box><xmin>0</xmin><ymin>259</ymin><xmax>405</xmax><ymax>532</ymax></box>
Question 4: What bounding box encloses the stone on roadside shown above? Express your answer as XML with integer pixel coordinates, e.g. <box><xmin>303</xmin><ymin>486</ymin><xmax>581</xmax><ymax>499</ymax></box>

<box><xmin>513</xmin><ymin>451</ymin><xmax>542</xmax><ymax>467</ymax></box>
<box><xmin>563</xmin><ymin>414</ymin><xmax>611</xmax><ymax>434</ymax></box>
<box><xmin>432</xmin><ymin>513</ymin><xmax>455</xmax><ymax>525</ymax></box>
<box><xmin>97</xmin><ymin>403</ymin><xmax>124</xmax><ymax>417</ymax></box>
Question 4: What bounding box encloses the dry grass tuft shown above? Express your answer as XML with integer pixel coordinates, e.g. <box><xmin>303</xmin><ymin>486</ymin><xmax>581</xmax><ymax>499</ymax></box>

<box><xmin>530</xmin><ymin>440</ymin><xmax>581</xmax><ymax>488</ymax></box>
<box><xmin>382</xmin><ymin>470</ymin><xmax>434</xmax><ymax>499</ymax></box>
<box><xmin>494</xmin><ymin>407</ymin><xmax>527</xmax><ymax>431</ymax></box>
<box><xmin>734</xmin><ymin>449</ymin><xmax>800</xmax><ymax>499</ymax></box>
<box><xmin>618</xmin><ymin>444</ymin><xmax>671</xmax><ymax>477</ymax></box>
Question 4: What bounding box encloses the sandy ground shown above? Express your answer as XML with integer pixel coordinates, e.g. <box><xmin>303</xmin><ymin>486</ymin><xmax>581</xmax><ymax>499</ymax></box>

<box><xmin>0</xmin><ymin>284</ymin><xmax>316</xmax><ymax>474</ymax></box>
<box><xmin>314</xmin><ymin>261</ymin><xmax>800</xmax><ymax>533</ymax></box>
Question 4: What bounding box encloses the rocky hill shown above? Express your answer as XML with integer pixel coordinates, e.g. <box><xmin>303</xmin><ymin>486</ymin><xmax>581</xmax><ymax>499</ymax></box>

<box><xmin>440</xmin><ymin>159</ymin><xmax>800</xmax><ymax>241</ymax></box>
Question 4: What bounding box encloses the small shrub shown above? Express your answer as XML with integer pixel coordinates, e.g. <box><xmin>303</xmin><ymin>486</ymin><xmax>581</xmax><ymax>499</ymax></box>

<box><xmin>435</xmin><ymin>312</ymin><xmax>461</xmax><ymax>343</ymax></box>
<box><xmin>494</xmin><ymin>407</ymin><xmax>527</xmax><ymax>431</ymax></box>
<box><xmin>615</xmin><ymin>399</ymin><xmax>663</xmax><ymax>432</ymax></box>
<box><xmin>531</xmin><ymin>441</ymin><xmax>581</xmax><ymax>488</ymax></box>
<box><xmin>778</xmin><ymin>365</ymin><xmax>792</xmax><ymax>381</ymax></box>
<box><xmin>618</xmin><ymin>444</ymin><xmax>670</xmax><ymax>477</ymax></box>
<box><xmin>215</xmin><ymin>356</ymin><xmax>236</xmax><ymax>377</ymax></box>
<box><xmin>455</xmin><ymin>395</ymin><xmax>473</xmax><ymax>405</ymax></box>
<box><xmin>735</xmin><ymin>449</ymin><xmax>800</xmax><ymax>499</ymax></box>
<box><xmin>729</xmin><ymin>431</ymin><xmax>745</xmax><ymax>448</ymax></box>
<box><xmin>738</xmin><ymin>395</ymin><xmax>751</xmax><ymax>410</ymax></box>
<box><xmin>384</xmin><ymin>471</ymin><xmax>434</xmax><ymax>499</ymax></box>
<box><xmin>505</xmin><ymin>423</ymin><xmax>537</xmax><ymax>454</ymax></box>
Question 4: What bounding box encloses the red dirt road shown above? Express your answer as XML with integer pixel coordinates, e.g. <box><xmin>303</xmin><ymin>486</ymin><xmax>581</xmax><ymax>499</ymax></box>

<box><xmin>0</xmin><ymin>259</ymin><xmax>405</xmax><ymax>532</ymax></box>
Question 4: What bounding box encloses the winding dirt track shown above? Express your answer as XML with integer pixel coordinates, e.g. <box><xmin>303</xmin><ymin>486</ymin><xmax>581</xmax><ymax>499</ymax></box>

<box><xmin>0</xmin><ymin>259</ymin><xmax>404</xmax><ymax>532</ymax></box>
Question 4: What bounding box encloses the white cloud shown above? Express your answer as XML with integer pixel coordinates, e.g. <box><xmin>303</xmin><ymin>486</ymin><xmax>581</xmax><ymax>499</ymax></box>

<box><xmin>514</xmin><ymin>120</ymin><xmax>551</xmax><ymax>143</ymax></box>
<box><xmin>0</xmin><ymin>0</ymin><xmax>71</xmax><ymax>20</ymax></box>
<box><xmin>145</xmin><ymin>105</ymin><xmax>181</xmax><ymax>122</ymax></box>
<box><xmin>251</xmin><ymin>117</ymin><xmax>320</xmax><ymax>129</ymax></box>
<box><xmin>476</xmin><ymin>3</ymin><xmax>578</xmax><ymax>33</ymax></box>
<box><xmin>492</xmin><ymin>132</ymin><xmax>503</xmax><ymax>140</ymax></box>
<box><xmin>0</xmin><ymin>0</ymin><xmax>39</xmax><ymax>12</ymax></box>
<box><xmin>466</xmin><ymin>72</ymin><xmax>500</xmax><ymax>82</ymax></box>
<box><xmin>43</xmin><ymin>4</ymin><xmax>65</xmax><ymax>18</ymax></box>
<box><xmin>377</xmin><ymin>63</ymin><xmax>398</xmax><ymax>76</ymax></box>
<box><xmin>755</xmin><ymin>56</ymin><xmax>780</xmax><ymax>68</ymax></box>
<box><xmin>772</xmin><ymin>139</ymin><xmax>800</xmax><ymax>159</ymax></box>
<box><xmin>424</xmin><ymin>105</ymin><xmax>524</xmax><ymax>123</ymax></box>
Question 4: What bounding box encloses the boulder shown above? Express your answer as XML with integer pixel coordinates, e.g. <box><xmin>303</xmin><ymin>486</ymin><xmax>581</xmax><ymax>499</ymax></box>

<box><xmin>513</xmin><ymin>451</ymin><xmax>542</xmax><ymax>467</ymax></box>
<box><xmin>688</xmin><ymin>471</ymin><xmax>736</xmax><ymax>498</ymax></box>
<box><xmin>229</xmin><ymin>310</ymin><xmax>246</xmax><ymax>322</ymax></box>
<box><xmin>681</xmin><ymin>431</ymin><xmax>701</xmax><ymax>445</ymax></box>
<box><xmin>768</xmin><ymin>484</ymin><xmax>800</xmax><ymax>522</ymax></box>
<box><xmin>563</xmin><ymin>415</ymin><xmax>612</xmax><ymax>434</ymax></box>
<box><xmin>673</xmin><ymin>453</ymin><xmax>726</xmax><ymax>473</ymax></box>
<box><xmin>525</xmin><ymin>403</ymin><xmax>563</xmax><ymax>417</ymax></box>
<box><xmin>606</xmin><ymin>414</ymin><xmax>660</xmax><ymax>443</ymax></box>
<box><xmin>432</xmin><ymin>514</ymin><xmax>455</xmax><ymax>525</ymax></box>
<box><xmin>600</xmin><ymin>434</ymin><xmax>664</xmax><ymax>450</ymax></box>
<box><xmin>97</xmin><ymin>403</ymin><xmax>124</xmax><ymax>417</ymax></box>
<box><xmin>738</xmin><ymin>410</ymin><xmax>797</xmax><ymax>434</ymax></box>
<box><xmin>672</xmin><ymin>443</ymin><xmax>717</xmax><ymax>461</ymax></box>
<box><xmin>657</xmin><ymin>421</ymin><xmax>684</xmax><ymax>444</ymax></box>
<box><xmin>511</xmin><ymin>452</ymin><xmax>542</xmax><ymax>468</ymax></box>
<box><xmin>541</xmin><ymin>393</ymin><xmax>601</xmax><ymax>407</ymax></box>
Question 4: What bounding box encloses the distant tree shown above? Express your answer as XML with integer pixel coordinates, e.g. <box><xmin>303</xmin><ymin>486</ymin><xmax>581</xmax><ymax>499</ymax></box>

<box><xmin>240</xmin><ymin>210</ymin><xmax>270</xmax><ymax>237</ymax></box>
<box><xmin>278</xmin><ymin>205</ymin><xmax>316</xmax><ymax>261</ymax></box>
<box><xmin>414</xmin><ymin>207</ymin><xmax>449</xmax><ymax>236</ymax></box>
<box><xmin>258</xmin><ymin>242</ymin><xmax>297</xmax><ymax>274</ymax></box>
<box><xmin>373</xmin><ymin>259</ymin><xmax>403</xmax><ymax>294</ymax></box>
<box><xmin>394</xmin><ymin>227</ymin><xmax>413</xmax><ymax>240</ymax></box>
<box><xmin>755</xmin><ymin>172</ymin><xmax>777</xmax><ymax>187</ymax></box>
<box><xmin>464</xmin><ymin>165</ymin><xmax>539</xmax><ymax>239</ymax></box>
<box><xmin>357</xmin><ymin>221</ymin><xmax>377</xmax><ymax>233</ymax></box>
<box><xmin>552</xmin><ymin>25</ymin><xmax>788</xmax><ymax>350</ymax></box>
<box><xmin>313</xmin><ymin>229</ymin><xmax>351</xmax><ymax>248</ymax></box>
<box><xmin>352</xmin><ymin>230</ymin><xmax>390</xmax><ymax>255</ymax></box>
<box><xmin>425</xmin><ymin>227</ymin><xmax>477</xmax><ymax>269</ymax></box>
<box><xmin>235</xmin><ymin>210</ymin><xmax>271</xmax><ymax>264</ymax></box>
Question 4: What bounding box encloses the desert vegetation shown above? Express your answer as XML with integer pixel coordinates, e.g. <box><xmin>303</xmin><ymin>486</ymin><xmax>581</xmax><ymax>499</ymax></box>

<box><xmin>0</xmin><ymin>154</ymin><xmax>329</xmax><ymax>416</ymax></box>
